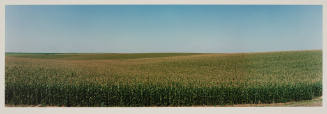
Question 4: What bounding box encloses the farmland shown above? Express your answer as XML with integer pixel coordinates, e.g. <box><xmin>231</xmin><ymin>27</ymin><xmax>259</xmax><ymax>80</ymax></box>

<box><xmin>5</xmin><ymin>50</ymin><xmax>322</xmax><ymax>106</ymax></box>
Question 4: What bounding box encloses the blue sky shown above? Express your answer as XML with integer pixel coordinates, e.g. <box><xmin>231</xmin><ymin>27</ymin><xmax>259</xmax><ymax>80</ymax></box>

<box><xmin>5</xmin><ymin>5</ymin><xmax>322</xmax><ymax>53</ymax></box>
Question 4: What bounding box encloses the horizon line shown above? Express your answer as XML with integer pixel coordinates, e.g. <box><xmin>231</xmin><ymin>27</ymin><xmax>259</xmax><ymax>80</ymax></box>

<box><xmin>5</xmin><ymin>49</ymin><xmax>322</xmax><ymax>54</ymax></box>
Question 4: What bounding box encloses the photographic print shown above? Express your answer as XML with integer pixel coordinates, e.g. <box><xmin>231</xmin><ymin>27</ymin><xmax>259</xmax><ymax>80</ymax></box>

<box><xmin>4</xmin><ymin>5</ymin><xmax>322</xmax><ymax>107</ymax></box>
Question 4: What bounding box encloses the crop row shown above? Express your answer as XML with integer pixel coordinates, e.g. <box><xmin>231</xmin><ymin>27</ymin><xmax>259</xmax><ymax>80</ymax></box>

<box><xmin>5</xmin><ymin>81</ymin><xmax>322</xmax><ymax>106</ymax></box>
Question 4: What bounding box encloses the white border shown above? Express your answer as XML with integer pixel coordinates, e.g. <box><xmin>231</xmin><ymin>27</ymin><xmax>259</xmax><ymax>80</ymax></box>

<box><xmin>0</xmin><ymin>0</ymin><xmax>326</xmax><ymax>114</ymax></box>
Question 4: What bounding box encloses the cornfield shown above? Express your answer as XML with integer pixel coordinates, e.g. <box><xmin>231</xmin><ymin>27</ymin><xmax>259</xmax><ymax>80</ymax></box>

<box><xmin>5</xmin><ymin>50</ymin><xmax>322</xmax><ymax>106</ymax></box>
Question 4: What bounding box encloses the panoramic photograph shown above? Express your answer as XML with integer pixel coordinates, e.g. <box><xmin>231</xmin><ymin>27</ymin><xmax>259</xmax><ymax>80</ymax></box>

<box><xmin>5</xmin><ymin>5</ymin><xmax>322</xmax><ymax>107</ymax></box>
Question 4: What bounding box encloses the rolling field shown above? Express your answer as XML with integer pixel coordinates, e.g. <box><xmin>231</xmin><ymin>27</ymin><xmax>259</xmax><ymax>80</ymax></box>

<box><xmin>5</xmin><ymin>50</ymin><xmax>322</xmax><ymax>106</ymax></box>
